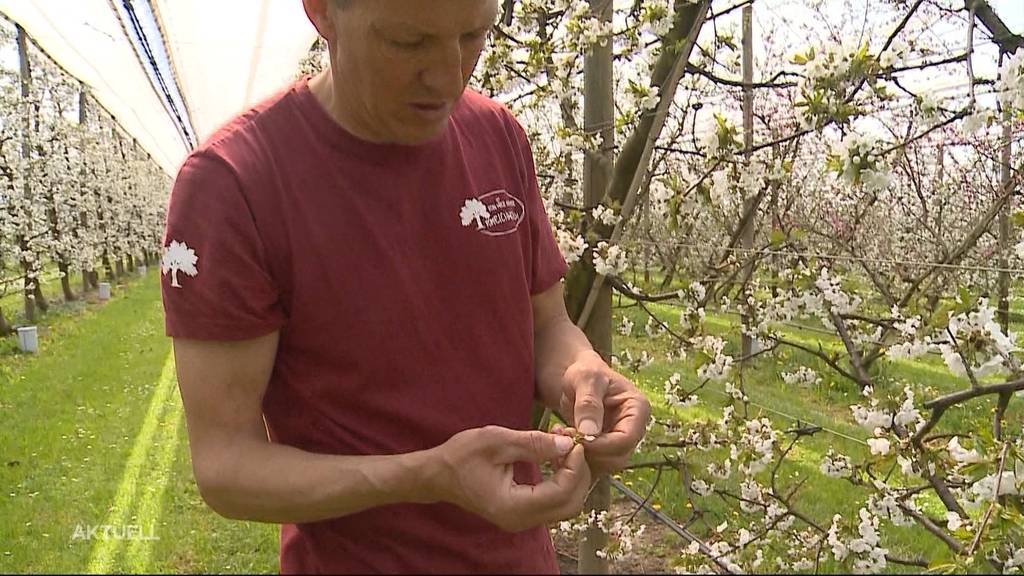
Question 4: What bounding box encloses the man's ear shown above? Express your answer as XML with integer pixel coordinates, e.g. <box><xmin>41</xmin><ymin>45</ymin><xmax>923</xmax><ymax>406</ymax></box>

<box><xmin>301</xmin><ymin>0</ymin><xmax>337</xmax><ymax>43</ymax></box>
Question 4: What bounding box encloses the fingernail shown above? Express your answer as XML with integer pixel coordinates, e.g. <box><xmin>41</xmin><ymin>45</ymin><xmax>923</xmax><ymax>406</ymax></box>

<box><xmin>579</xmin><ymin>419</ymin><xmax>599</xmax><ymax>436</ymax></box>
<box><xmin>554</xmin><ymin>435</ymin><xmax>573</xmax><ymax>454</ymax></box>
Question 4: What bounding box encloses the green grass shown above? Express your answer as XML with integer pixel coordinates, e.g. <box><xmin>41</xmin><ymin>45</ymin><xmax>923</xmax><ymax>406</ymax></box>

<box><xmin>0</xmin><ymin>272</ymin><xmax>277</xmax><ymax>574</ymax></box>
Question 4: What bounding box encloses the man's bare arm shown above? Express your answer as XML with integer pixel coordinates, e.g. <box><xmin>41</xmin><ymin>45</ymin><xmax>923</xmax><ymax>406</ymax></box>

<box><xmin>173</xmin><ymin>332</ymin><xmax>441</xmax><ymax>524</ymax></box>
<box><xmin>531</xmin><ymin>282</ymin><xmax>602</xmax><ymax>411</ymax></box>
<box><xmin>173</xmin><ymin>331</ymin><xmax>591</xmax><ymax>529</ymax></box>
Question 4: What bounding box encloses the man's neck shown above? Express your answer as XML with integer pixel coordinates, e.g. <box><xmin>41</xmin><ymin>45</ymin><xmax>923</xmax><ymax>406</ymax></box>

<box><xmin>307</xmin><ymin>68</ymin><xmax>384</xmax><ymax>144</ymax></box>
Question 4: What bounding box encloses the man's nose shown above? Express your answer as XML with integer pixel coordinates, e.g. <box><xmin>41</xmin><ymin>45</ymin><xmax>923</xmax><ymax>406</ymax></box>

<box><xmin>419</xmin><ymin>41</ymin><xmax>466</xmax><ymax>100</ymax></box>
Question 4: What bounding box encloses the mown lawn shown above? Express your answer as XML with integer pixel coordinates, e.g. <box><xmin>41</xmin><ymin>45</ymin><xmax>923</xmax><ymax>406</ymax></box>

<box><xmin>0</xmin><ymin>272</ymin><xmax>277</xmax><ymax>574</ymax></box>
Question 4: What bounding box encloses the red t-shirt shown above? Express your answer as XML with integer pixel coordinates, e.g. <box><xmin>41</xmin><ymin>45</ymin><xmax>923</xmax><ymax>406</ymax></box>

<box><xmin>160</xmin><ymin>77</ymin><xmax>568</xmax><ymax>573</ymax></box>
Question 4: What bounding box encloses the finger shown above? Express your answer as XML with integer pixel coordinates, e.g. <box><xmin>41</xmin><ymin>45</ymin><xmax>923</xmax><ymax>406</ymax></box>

<box><xmin>583</xmin><ymin>428</ymin><xmax>636</xmax><ymax>452</ymax></box>
<box><xmin>549</xmin><ymin>445</ymin><xmax>593</xmax><ymax>520</ymax></box>
<box><xmin>560</xmin><ymin>395</ymin><xmax>576</xmax><ymax>428</ymax></box>
<box><xmin>589</xmin><ymin>383</ymin><xmax>650</xmax><ymax>446</ymax></box>
<box><xmin>558</xmin><ymin>426</ymin><xmax>578</xmax><ymax>439</ymax></box>
<box><xmin>552</xmin><ymin>447</ymin><xmax>571</xmax><ymax>471</ymax></box>
<box><xmin>553</xmin><ymin>427</ymin><xmax>576</xmax><ymax>468</ymax></box>
<box><xmin>494</xmin><ymin>429</ymin><xmax>574</xmax><ymax>464</ymax></box>
<box><xmin>573</xmin><ymin>378</ymin><xmax>607</xmax><ymax>437</ymax></box>
<box><xmin>581</xmin><ymin>433</ymin><xmax>624</xmax><ymax>456</ymax></box>
<box><xmin>508</xmin><ymin>444</ymin><xmax>589</xmax><ymax>521</ymax></box>
<box><xmin>580</xmin><ymin>401</ymin><xmax>650</xmax><ymax>472</ymax></box>
<box><xmin>584</xmin><ymin>412</ymin><xmax>646</xmax><ymax>454</ymax></box>
<box><xmin>580</xmin><ymin>436</ymin><xmax>634</xmax><ymax>473</ymax></box>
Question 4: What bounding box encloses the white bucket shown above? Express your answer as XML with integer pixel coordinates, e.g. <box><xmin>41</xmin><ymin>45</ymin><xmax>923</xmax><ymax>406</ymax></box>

<box><xmin>98</xmin><ymin>282</ymin><xmax>112</xmax><ymax>301</ymax></box>
<box><xmin>17</xmin><ymin>326</ymin><xmax>38</xmax><ymax>353</ymax></box>
<box><xmin>137</xmin><ymin>265</ymin><xmax>148</xmax><ymax>276</ymax></box>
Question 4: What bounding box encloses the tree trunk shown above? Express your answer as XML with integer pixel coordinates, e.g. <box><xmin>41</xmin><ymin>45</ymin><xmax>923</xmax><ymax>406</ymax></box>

<box><xmin>116</xmin><ymin>257</ymin><xmax>125</xmax><ymax>279</ymax></box>
<box><xmin>569</xmin><ymin>0</ymin><xmax>708</xmax><ymax>326</ymax></box>
<box><xmin>103</xmin><ymin>252</ymin><xmax>115</xmax><ymax>283</ymax></box>
<box><xmin>34</xmin><ymin>284</ymin><xmax>49</xmax><ymax>313</ymax></box>
<box><xmin>0</xmin><ymin>308</ymin><xmax>13</xmax><ymax>337</ymax></box>
<box><xmin>59</xmin><ymin>261</ymin><xmax>76</xmax><ymax>302</ymax></box>
<box><xmin>24</xmin><ymin>276</ymin><xmax>36</xmax><ymax>325</ymax></box>
<box><xmin>643</xmin><ymin>248</ymin><xmax>650</xmax><ymax>284</ymax></box>
<box><xmin>659</xmin><ymin>237</ymin><xmax>689</xmax><ymax>291</ymax></box>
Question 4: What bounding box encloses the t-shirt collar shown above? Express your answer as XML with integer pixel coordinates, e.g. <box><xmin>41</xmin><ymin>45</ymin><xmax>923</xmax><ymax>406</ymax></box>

<box><xmin>292</xmin><ymin>76</ymin><xmax>450</xmax><ymax>163</ymax></box>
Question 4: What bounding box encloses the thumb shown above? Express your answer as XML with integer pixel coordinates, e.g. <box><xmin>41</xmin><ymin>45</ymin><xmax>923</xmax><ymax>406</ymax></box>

<box><xmin>495</xmin><ymin>430</ymin><xmax>575</xmax><ymax>464</ymax></box>
<box><xmin>573</xmin><ymin>379</ymin><xmax>606</xmax><ymax>437</ymax></box>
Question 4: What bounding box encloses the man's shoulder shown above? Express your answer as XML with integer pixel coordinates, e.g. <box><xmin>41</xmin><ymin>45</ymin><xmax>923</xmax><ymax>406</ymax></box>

<box><xmin>453</xmin><ymin>88</ymin><xmax>529</xmax><ymax>152</ymax></box>
<box><xmin>454</xmin><ymin>89</ymin><xmax>522</xmax><ymax>132</ymax></box>
<box><xmin>457</xmin><ymin>88</ymin><xmax>507</xmax><ymax>114</ymax></box>
<box><xmin>184</xmin><ymin>80</ymin><xmax>302</xmax><ymax>174</ymax></box>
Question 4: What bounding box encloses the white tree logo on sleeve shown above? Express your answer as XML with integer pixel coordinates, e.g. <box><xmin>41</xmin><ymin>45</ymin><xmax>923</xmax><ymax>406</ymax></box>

<box><xmin>459</xmin><ymin>198</ymin><xmax>490</xmax><ymax>230</ymax></box>
<box><xmin>161</xmin><ymin>240</ymin><xmax>199</xmax><ymax>288</ymax></box>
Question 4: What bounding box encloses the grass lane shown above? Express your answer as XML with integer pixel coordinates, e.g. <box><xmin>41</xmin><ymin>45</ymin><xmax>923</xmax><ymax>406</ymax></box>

<box><xmin>0</xmin><ymin>273</ymin><xmax>277</xmax><ymax>574</ymax></box>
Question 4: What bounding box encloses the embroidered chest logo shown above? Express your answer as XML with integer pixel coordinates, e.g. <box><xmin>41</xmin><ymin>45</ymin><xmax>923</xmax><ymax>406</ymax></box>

<box><xmin>459</xmin><ymin>190</ymin><xmax>525</xmax><ymax>237</ymax></box>
<box><xmin>161</xmin><ymin>240</ymin><xmax>199</xmax><ymax>288</ymax></box>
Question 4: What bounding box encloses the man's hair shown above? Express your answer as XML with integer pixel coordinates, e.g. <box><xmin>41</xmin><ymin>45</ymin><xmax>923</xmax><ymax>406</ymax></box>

<box><xmin>329</xmin><ymin>0</ymin><xmax>351</xmax><ymax>9</ymax></box>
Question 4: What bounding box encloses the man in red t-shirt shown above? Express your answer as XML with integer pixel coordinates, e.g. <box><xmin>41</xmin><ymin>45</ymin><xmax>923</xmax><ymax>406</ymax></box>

<box><xmin>161</xmin><ymin>0</ymin><xmax>651</xmax><ymax>572</ymax></box>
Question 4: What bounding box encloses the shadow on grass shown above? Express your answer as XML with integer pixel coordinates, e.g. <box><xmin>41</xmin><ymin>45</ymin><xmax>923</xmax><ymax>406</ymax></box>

<box><xmin>0</xmin><ymin>274</ymin><xmax>174</xmax><ymax>573</ymax></box>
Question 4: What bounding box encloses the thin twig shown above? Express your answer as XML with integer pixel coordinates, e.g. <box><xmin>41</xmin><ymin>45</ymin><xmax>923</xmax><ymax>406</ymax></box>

<box><xmin>967</xmin><ymin>443</ymin><xmax>1010</xmax><ymax>556</ymax></box>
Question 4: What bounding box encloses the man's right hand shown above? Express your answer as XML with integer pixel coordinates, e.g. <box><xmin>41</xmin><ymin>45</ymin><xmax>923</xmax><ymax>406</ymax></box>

<box><xmin>430</xmin><ymin>425</ymin><xmax>591</xmax><ymax>533</ymax></box>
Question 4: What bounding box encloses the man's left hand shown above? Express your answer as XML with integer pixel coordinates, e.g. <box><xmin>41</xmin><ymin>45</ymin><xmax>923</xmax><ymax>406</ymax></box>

<box><xmin>552</xmin><ymin>351</ymin><xmax>651</xmax><ymax>475</ymax></box>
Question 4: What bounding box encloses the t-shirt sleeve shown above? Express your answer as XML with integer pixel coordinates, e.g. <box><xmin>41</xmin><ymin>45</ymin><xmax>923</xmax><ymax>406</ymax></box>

<box><xmin>509</xmin><ymin>117</ymin><xmax>569</xmax><ymax>296</ymax></box>
<box><xmin>160</xmin><ymin>150</ymin><xmax>287</xmax><ymax>340</ymax></box>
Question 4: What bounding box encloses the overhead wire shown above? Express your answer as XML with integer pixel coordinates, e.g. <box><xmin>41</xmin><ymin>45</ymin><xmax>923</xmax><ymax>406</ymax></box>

<box><xmin>115</xmin><ymin>0</ymin><xmax>194</xmax><ymax>148</ymax></box>
<box><xmin>617</xmin><ymin>239</ymin><xmax>1024</xmax><ymax>275</ymax></box>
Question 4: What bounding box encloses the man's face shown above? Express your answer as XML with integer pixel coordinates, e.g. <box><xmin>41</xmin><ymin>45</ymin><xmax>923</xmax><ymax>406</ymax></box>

<box><xmin>323</xmin><ymin>0</ymin><xmax>499</xmax><ymax>145</ymax></box>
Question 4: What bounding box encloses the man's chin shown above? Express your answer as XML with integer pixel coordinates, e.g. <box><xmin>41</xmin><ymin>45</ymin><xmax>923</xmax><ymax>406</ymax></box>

<box><xmin>391</xmin><ymin>120</ymin><xmax>449</xmax><ymax>146</ymax></box>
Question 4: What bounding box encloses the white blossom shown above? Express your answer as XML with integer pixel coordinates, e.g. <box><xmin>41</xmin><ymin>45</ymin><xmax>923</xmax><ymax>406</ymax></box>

<box><xmin>969</xmin><ymin>471</ymin><xmax>1020</xmax><ymax>505</ymax></box>
<box><xmin>867</xmin><ymin>437</ymin><xmax>891</xmax><ymax>456</ymax></box>
<box><xmin>945</xmin><ymin>511</ymin><xmax>963</xmax><ymax>531</ymax></box>
<box><xmin>821</xmin><ymin>449</ymin><xmax>853</xmax><ymax>478</ymax></box>
<box><xmin>693</xmin><ymin>336</ymin><xmax>734</xmax><ymax>382</ymax></box>
<box><xmin>691</xmin><ymin>479</ymin><xmax>713</xmax><ymax>496</ymax></box>
<box><xmin>592</xmin><ymin>242</ymin><xmax>629</xmax><ymax>276</ymax></box>
<box><xmin>618</xmin><ymin>315</ymin><xmax>634</xmax><ymax>336</ymax></box>
<box><xmin>946</xmin><ymin>437</ymin><xmax>982</xmax><ymax>464</ymax></box>
<box><xmin>556</xmin><ymin>229</ymin><xmax>587</xmax><ymax>265</ymax></box>
<box><xmin>591</xmin><ymin>204</ymin><xmax>621</xmax><ymax>226</ymax></box>
<box><xmin>996</xmin><ymin>48</ymin><xmax>1024</xmax><ymax>111</ymax></box>
<box><xmin>782</xmin><ymin>366</ymin><xmax>821</xmax><ymax>387</ymax></box>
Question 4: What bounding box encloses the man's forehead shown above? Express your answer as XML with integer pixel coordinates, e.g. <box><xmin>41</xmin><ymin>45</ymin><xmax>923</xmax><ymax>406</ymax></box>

<box><xmin>362</xmin><ymin>0</ymin><xmax>499</xmax><ymax>32</ymax></box>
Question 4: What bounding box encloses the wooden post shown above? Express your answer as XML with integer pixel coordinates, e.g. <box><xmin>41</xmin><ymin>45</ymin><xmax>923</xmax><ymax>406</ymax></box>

<box><xmin>17</xmin><ymin>25</ymin><xmax>36</xmax><ymax>324</ymax></box>
<box><xmin>740</xmin><ymin>4</ymin><xmax>755</xmax><ymax>362</ymax></box>
<box><xmin>997</xmin><ymin>51</ymin><xmax>1013</xmax><ymax>332</ymax></box>
<box><xmin>578</xmin><ymin>0</ymin><xmax>614</xmax><ymax>573</ymax></box>
<box><xmin>79</xmin><ymin>89</ymin><xmax>92</xmax><ymax>294</ymax></box>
